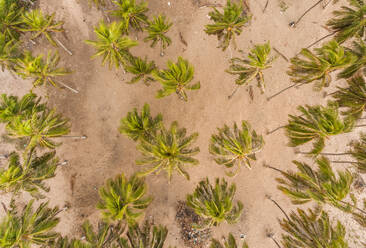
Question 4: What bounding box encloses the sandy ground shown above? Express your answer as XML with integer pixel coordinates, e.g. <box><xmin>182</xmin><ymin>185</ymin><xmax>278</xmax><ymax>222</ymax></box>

<box><xmin>1</xmin><ymin>0</ymin><xmax>366</xmax><ymax>247</ymax></box>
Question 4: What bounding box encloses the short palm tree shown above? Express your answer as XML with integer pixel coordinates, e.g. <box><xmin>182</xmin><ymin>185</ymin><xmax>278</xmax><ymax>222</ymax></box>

<box><xmin>19</xmin><ymin>9</ymin><xmax>64</xmax><ymax>46</ymax></box>
<box><xmin>280</xmin><ymin>207</ymin><xmax>349</xmax><ymax>248</ymax></box>
<box><xmin>338</xmin><ymin>39</ymin><xmax>366</xmax><ymax>79</ymax></box>
<box><xmin>187</xmin><ymin>177</ymin><xmax>243</xmax><ymax>227</ymax></box>
<box><xmin>97</xmin><ymin>173</ymin><xmax>152</xmax><ymax>224</ymax></box>
<box><xmin>118</xmin><ymin>220</ymin><xmax>168</xmax><ymax>247</ymax></box>
<box><xmin>111</xmin><ymin>0</ymin><xmax>148</xmax><ymax>33</ymax></box>
<box><xmin>136</xmin><ymin>121</ymin><xmax>199</xmax><ymax>181</ymax></box>
<box><xmin>209</xmin><ymin>121</ymin><xmax>264</xmax><ymax>176</ymax></box>
<box><xmin>0</xmin><ymin>149</ymin><xmax>57</xmax><ymax>198</ymax></box>
<box><xmin>204</xmin><ymin>0</ymin><xmax>250</xmax><ymax>51</ymax></box>
<box><xmin>210</xmin><ymin>233</ymin><xmax>249</xmax><ymax>248</ymax></box>
<box><xmin>349</xmin><ymin>133</ymin><xmax>366</xmax><ymax>173</ymax></box>
<box><xmin>285</xmin><ymin>102</ymin><xmax>354</xmax><ymax>156</ymax></box>
<box><xmin>0</xmin><ymin>199</ymin><xmax>60</xmax><ymax>247</ymax></box>
<box><xmin>287</xmin><ymin>40</ymin><xmax>353</xmax><ymax>90</ymax></box>
<box><xmin>152</xmin><ymin>57</ymin><xmax>200</xmax><ymax>101</ymax></box>
<box><xmin>0</xmin><ymin>0</ymin><xmax>23</xmax><ymax>40</ymax></box>
<box><xmin>119</xmin><ymin>103</ymin><xmax>162</xmax><ymax>141</ymax></box>
<box><xmin>0</xmin><ymin>34</ymin><xmax>18</xmax><ymax>71</ymax></box>
<box><xmin>226</xmin><ymin>42</ymin><xmax>275</xmax><ymax>98</ymax></box>
<box><xmin>326</xmin><ymin>0</ymin><xmax>366</xmax><ymax>43</ymax></box>
<box><xmin>125</xmin><ymin>56</ymin><xmax>156</xmax><ymax>85</ymax></box>
<box><xmin>144</xmin><ymin>15</ymin><xmax>173</xmax><ymax>55</ymax></box>
<box><xmin>85</xmin><ymin>21</ymin><xmax>138</xmax><ymax>69</ymax></box>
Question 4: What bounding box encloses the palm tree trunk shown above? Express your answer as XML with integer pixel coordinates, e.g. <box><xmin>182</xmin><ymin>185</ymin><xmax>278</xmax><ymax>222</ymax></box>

<box><xmin>270</xmin><ymin>237</ymin><xmax>282</xmax><ymax>248</ymax></box>
<box><xmin>54</xmin><ymin>37</ymin><xmax>73</xmax><ymax>56</ymax></box>
<box><xmin>60</xmin><ymin>135</ymin><xmax>87</xmax><ymax>139</ymax></box>
<box><xmin>267</xmin><ymin>83</ymin><xmax>304</xmax><ymax>101</ymax></box>
<box><xmin>306</xmin><ymin>31</ymin><xmax>336</xmax><ymax>49</ymax></box>
<box><xmin>296</xmin><ymin>151</ymin><xmax>352</xmax><ymax>156</ymax></box>
<box><xmin>339</xmin><ymin>199</ymin><xmax>366</xmax><ymax>215</ymax></box>
<box><xmin>273</xmin><ymin>47</ymin><xmax>289</xmax><ymax>62</ymax></box>
<box><xmin>292</xmin><ymin>0</ymin><xmax>323</xmax><ymax>27</ymax></box>
<box><xmin>266</xmin><ymin>195</ymin><xmax>291</xmax><ymax>222</ymax></box>
<box><xmin>55</xmin><ymin>80</ymin><xmax>79</xmax><ymax>93</ymax></box>
<box><xmin>267</xmin><ymin>125</ymin><xmax>286</xmax><ymax>135</ymax></box>
<box><xmin>0</xmin><ymin>154</ymin><xmax>8</xmax><ymax>159</ymax></box>
<box><xmin>228</xmin><ymin>84</ymin><xmax>241</xmax><ymax>99</ymax></box>
<box><xmin>263</xmin><ymin>163</ymin><xmax>285</xmax><ymax>174</ymax></box>
<box><xmin>356</xmin><ymin>124</ymin><xmax>366</xmax><ymax>128</ymax></box>
<box><xmin>330</xmin><ymin>160</ymin><xmax>357</xmax><ymax>164</ymax></box>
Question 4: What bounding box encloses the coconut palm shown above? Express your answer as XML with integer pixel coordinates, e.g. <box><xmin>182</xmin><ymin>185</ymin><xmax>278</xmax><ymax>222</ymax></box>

<box><xmin>204</xmin><ymin>0</ymin><xmax>250</xmax><ymax>51</ymax></box>
<box><xmin>119</xmin><ymin>103</ymin><xmax>162</xmax><ymax>141</ymax></box>
<box><xmin>136</xmin><ymin>121</ymin><xmax>199</xmax><ymax>181</ymax></box>
<box><xmin>226</xmin><ymin>42</ymin><xmax>275</xmax><ymax>98</ymax></box>
<box><xmin>187</xmin><ymin>177</ymin><xmax>243</xmax><ymax>227</ymax></box>
<box><xmin>285</xmin><ymin>102</ymin><xmax>354</xmax><ymax>156</ymax></box>
<box><xmin>287</xmin><ymin>40</ymin><xmax>353</xmax><ymax>91</ymax></box>
<box><xmin>349</xmin><ymin>133</ymin><xmax>366</xmax><ymax>173</ymax></box>
<box><xmin>280</xmin><ymin>207</ymin><xmax>349</xmax><ymax>248</ymax></box>
<box><xmin>209</xmin><ymin>121</ymin><xmax>264</xmax><ymax>176</ymax></box>
<box><xmin>111</xmin><ymin>0</ymin><xmax>148</xmax><ymax>33</ymax></box>
<box><xmin>326</xmin><ymin>0</ymin><xmax>366</xmax><ymax>43</ymax></box>
<box><xmin>210</xmin><ymin>233</ymin><xmax>249</xmax><ymax>248</ymax></box>
<box><xmin>339</xmin><ymin>39</ymin><xmax>366</xmax><ymax>79</ymax></box>
<box><xmin>152</xmin><ymin>57</ymin><xmax>200</xmax><ymax>101</ymax></box>
<box><xmin>0</xmin><ymin>199</ymin><xmax>60</xmax><ymax>247</ymax></box>
<box><xmin>0</xmin><ymin>34</ymin><xmax>18</xmax><ymax>71</ymax></box>
<box><xmin>0</xmin><ymin>0</ymin><xmax>23</xmax><ymax>40</ymax></box>
<box><xmin>125</xmin><ymin>56</ymin><xmax>156</xmax><ymax>85</ymax></box>
<box><xmin>118</xmin><ymin>220</ymin><xmax>168</xmax><ymax>248</ymax></box>
<box><xmin>19</xmin><ymin>9</ymin><xmax>64</xmax><ymax>46</ymax></box>
<box><xmin>97</xmin><ymin>173</ymin><xmax>152</xmax><ymax>224</ymax></box>
<box><xmin>0</xmin><ymin>149</ymin><xmax>57</xmax><ymax>198</ymax></box>
<box><xmin>144</xmin><ymin>15</ymin><xmax>173</xmax><ymax>55</ymax></box>
<box><xmin>85</xmin><ymin>21</ymin><xmax>138</xmax><ymax>69</ymax></box>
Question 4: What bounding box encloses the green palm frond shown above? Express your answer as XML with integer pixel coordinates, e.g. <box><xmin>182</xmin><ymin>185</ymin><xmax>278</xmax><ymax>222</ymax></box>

<box><xmin>97</xmin><ymin>173</ymin><xmax>152</xmax><ymax>224</ymax></box>
<box><xmin>19</xmin><ymin>9</ymin><xmax>64</xmax><ymax>46</ymax></box>
<box><xmin>125</xmin><ymin>56</ymin><xmax>156</xmax><ymax>85</ymax></box>
<box><xmin>112</xmin><ymin>0</ymin><xmax>148</xmax><ymax>33</ymax></box>
<box><xmin>210</xmin><ymin>233</ymin><xmax>249</xmax><ymax>248</ymax></box>
<box><xmin>349</xmin><ymin>133</ymin><xmax>366</xmax><ymax>173</ymax></box>
<box><xmin>0</xmin><ymin>149</ymin><xmax>57</xmax><ymax>198</ymax></box>
<box><xmin>118</xmin><ymin>220</ymin><xmax>168</xmax><ymax>247</ymax></box>
<box><xmin>85</xmin><ymin>21</ymin><xmax>138</xmax><ymax>69</ymax></box>
<box><xmin>285</xmin><ymin>102</ymin><xmax>354</xmax><ymax>156</ymax></box>
<box><xmin>15</xmin><ymin>50</ymin><xmax>71</xmax><ymax>89</ymax></box>
<box><xmin>136</xmin><ymin>121</ymin><xmax>199</xmax><ymax>181</ymax></box>
<box><xmin>0</xmin><ymin>199</ymin><xmax>60</xmax><ymax>247</ymax></box>
<box><xmin>0</xmin><ymin>33</ymin><xmax>18</xmax><ymax>71</ymax></box>
<box><xmin>0</xmin><ymin>0</ymin><xmax>23</xmax><ymax>40</ymax></box>
<box><xmin>152</xmin><ymin>57</ymin><xmax>200</xmax><ymax>101</ymax></box>
<box><xmin>119</xmin><ymin>103</ymin><xmax>162</xmax><ymax>141</ymax></box>
<box><xmin>326</xmin><ymin>0</ymin><xmax>366</xmax><ymax>43</ymax></box>
<box><xmin>187</xmin><ymin>178</ymin><xmax>243</xmax><ymax>227</ymax></box>
<box><xmin>205</xmin><ymin>0</ymin><xmax>250</xmax><ymax>51</ymax></box>
<box><xmin>280</xmin><ymin>207</ymin><xmax>349</xmax><ymax>248</ymax></box>
<box><xmin>144</xmin><ymin>15</ymin><xmax>172</xmax><ymax>52</ymax></box>
<box><xmin>288</xmin><ymin>40</ymin><xmax>353</xmax><ymax>90</ymax></box>
<box><xmin>209</xmin><ymin>121</ymin><xmax>264</xmax><ymax>176</ymax></box>
<box><xmin>339</xmin><ymin>39</ymin><xmax>366</xmax><ymax>78</ymax></box>
<box><xmin>226</xmin><ymin>42</ymin><xmax>275</xmax><ymax>94</ymax></box>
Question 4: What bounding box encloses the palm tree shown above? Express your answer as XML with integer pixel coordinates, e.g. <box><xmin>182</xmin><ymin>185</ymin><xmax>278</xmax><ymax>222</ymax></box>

<box><xmin>0</xmin><ymin>34</ymin><xmax>18</xmax><ymax>71</ymax></box>
<box><xmin>226</xmin><ymin>42</ymin><xmax>275</xmax><ymax>98</ymax></box>
<box><xmin>125</xmin><ymin>56</ymin><xmax>156</xmax><ymax>85</ymax></box>
<box><xmin>152</xmin><ymin>57</ymin><xmax>200</xmax><ymax>101</ymax></box>
<box><xmin>338</xmin><ymin>39</ymin><xmax>366</xmax><ymax>79</ymax></box>
<box><xmin>326</xmin><ymin>0</ymin><xmax>366</xmax><ymax>43</ymax></box>
<box><xmin>280</xmin><ymin>207</ymin><xmax>349</xmax><ymax>248</ymax></box>
<box><xmin>97</xmin><ymin>173</ymin><xmax>152</xmax><ymax>224</ymax></box>
<box><xmin>85</xmin><ymin>21</ymin><xmax>138</xmax><ymax>69</ymax></box>
<box><xmin>0</xmin><ymin>0</ymin><xmax>23</xmax><ymax>40</ymax></box>
<box><xmin>349</xmin><ymin>133</ymin><xmax>366</xmax><ymax>173</ymax></box>
<box><xmin>111</xmin><ymin>0</ymin><xmax>148</xmax><ymax>33</ymax></box>
<box><xmin>209</xmin><ymin>121</ymin><xmax>264</xmax><ymax>176</ymax></box>
<box><xmin>204</xmin><ymin>0</ymin><xmax>250</xmax><ymax>51</ymax></box>
<box><xmin>210</xmin><ymin>233</ymin><xmax>249</xmax><ymax>248</ymax></box>
<box><xmin>285</xmin><ymin>102</ymin><xmax>354</xmax><ymax>156</ymax></box>
<box><xmin>144</xmin><ymin>15</ymin><xmax>173</xmax><ymax>55</ymax></box>
<box><xmin>119</xmin><ymin>103</ymin><xmax>162</xmax><ymax>141</ymax></box>
<box><xmin>0</xmin><ymin>199</ymin><xmax>60</xmax><ymax>247</ymax></box>
<box><xmin>187</xmin><ymin>177</ymin><xmax>243</xmax><ymax>227</ymax></box>
<box><xmin>0</xmin><ymin>149</ymin><xmax>57</xmax><ymax>198</ymax></box>
<box><xmin>136</xmin><ymin>121</ymin><xmax>199</xmax><ymax>181</ymax></box>
<box><xmin>118</xmin><ymin>220</ymin><xmax>168</xmax><ymax>247</ymax></box>
<box><xmin>287</xmin><ymin>40</ymin><xmax>353</xmax><ymax>91</ymax></box>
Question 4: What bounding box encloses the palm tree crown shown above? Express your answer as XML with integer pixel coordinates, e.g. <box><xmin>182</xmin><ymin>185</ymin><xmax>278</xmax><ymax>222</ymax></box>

<box><xmin>144</xmin><ymin>15</ymin><xmax>173</xmax><ymax>52</ymax></box>
<box><xmin>112</xmin><ymin>0</ymin><xmax>148</xmax><ymax>33</ymax></box>
<box><xmin>349</xmin><ymin>133</ymin><xmax>366</xmax><ymax>173</ymax></box>
<box><xmin>125</xmin><ymin>56</ymin><xmax>156</xmax><ymax>85</ymax></box>
<box><xmin>210</xmin><ymin>233</ymin><xmax>249</xmax><ymax>248</ymax></box>
<box><xmin>0</xmin><ymin>34</ymin><xmax>18</xmax><ymax>71</ymax></box>
<box><xmin>0</xmin><ymin>0</ymin><xmax>23</xmax><ymax>40</ymax></box>
<box><xmin>338</xmin><ymin>39</ymin><xmax>366</xmax><ymax>79</ymax></box>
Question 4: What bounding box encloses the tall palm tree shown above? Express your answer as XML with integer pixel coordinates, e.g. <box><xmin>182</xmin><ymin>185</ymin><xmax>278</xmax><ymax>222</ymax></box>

<box><xmin>0</xmin><ymin>149</ymin><xmax>57</xmax><ymax>198</ymax></box>
<box><xmin>97</xmin><ymin>173</ymin><xmax>152</xmax><ymax>225</ymax></box>
<box><xmin>226</xmin><ymin>42</ymin><xmax>275</xmax><ymax>98</ymax></box>
<box><xmin>0</xmin><ymin>34</ymin><xmax>18</xmax><ymax>71</ymax></box>
<box><xmin>125</xmin><ymin>56</ymin><xmax>156</xmax><ymax>85</ymax></box>
<box><xmin>0</xmin><ymin>0</ymin><xmax>23</xmax><ymax>40</ymax></box>
<box><xmin>210</xmin><ymin>233</ymin><xmax>249</xmax><ymax>248</ymax></box>
<box><xmin>338</xmin><ymin>39</ymin><xmax>366</xmax><ymax>79</ymax></box>
<box><xmin>119</xmin><ymin>103</ymin><xmax>162</xmax><ymax>141</ymax></box>
<box><xmin>111</xmin><ymin>0</ymin><xmax>148</xmax><ymax>33</ymax></box>
<box><xmin>285</xmin><ymin>102</ymin><xmax>354</xmax><ymax>156</ymax></box>
<box><xmin>0</xmin><ymin>199</ymin><xmax>60</xmax><ymax>247</ymax></box>
<box><xmin>204</xmin><ymin>0</ymin><xmax>250</xmax><ymax>51</ymax></box>
<box><xmin>349</xmin><ymin>133</ymin><xmax>366</xmax><ymax>173</ymax></box>
<box><xmin>187</xmin><ymin>177</ymin><xmax>243</xmax><ymax>227</ymax></box>
<box><xmin>209</xmin><ymin>121</ymin><xmax>264</xmax><ymax>176</ymax></box>
<box><xmin>136</xmin><ymin>121</ymin><xmax>199</xmax><ymax>181</ymax></box>
<box><xmin>280</xmin><ymin>207</ymin><xmax>349</xmax><ymax>248</ymax></box>
<box><xmin>326</xmin><ymin>0</ymin><xmax>366</xmax><ymax>43</ymax></box>
<box><xmin>152</xmin><ymin>57</ymin><xmax>200</xmax><ymax>101</ymax></box>
<box><xmin>85</xmin><ymin>21</ymin><xmax>138</xmax><ymax>69</ymax></box>
<box><xmin>144</xmin><ymin>15</ymin><xmax>173</xmax><ymax>55</ymax></box>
